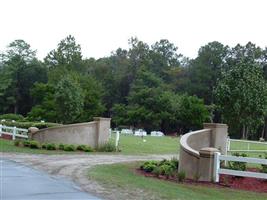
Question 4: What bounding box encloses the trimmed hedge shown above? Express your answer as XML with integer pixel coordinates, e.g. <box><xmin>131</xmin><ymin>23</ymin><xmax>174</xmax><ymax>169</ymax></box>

<box><xmin>1</xmin><ymin>120</ymin><xmax>60</xmax><ymax>129</ymax></box>
<box><xmin>64</xmin><ymin>144</ymin><xmax>76</xmax><ymax>151</ymax></box>
<box><xmin>0</xmin><ymin>113</ymin><xmax>24</xmax><ymax>121</ymax></box>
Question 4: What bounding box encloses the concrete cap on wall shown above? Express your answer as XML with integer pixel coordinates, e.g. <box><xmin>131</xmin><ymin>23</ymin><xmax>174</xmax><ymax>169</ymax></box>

<box><xmin>199</xmin><ymin>147</ymin><xmax>219</xmax><ymax>157</ymax></box>
<box><xmin>28</xmin><ymin>127</ymin><xmax>39</xmax><ymax>134</ymax></box>
<box><xmin>93</xmin><ymin>117</ymin><xmax>111</xmax><ymax>121</ymax></box>
<box><xmin>203</xmin><ymin>123</ymin><xmax>228</xmax><ymax>128</ymax></box>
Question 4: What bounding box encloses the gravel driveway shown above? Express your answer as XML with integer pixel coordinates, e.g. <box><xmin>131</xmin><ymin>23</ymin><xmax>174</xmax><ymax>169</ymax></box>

<box><xmin>1</xmin><ymin>153</ymin><xmax>176</xmax><ymax>199</ymax></box>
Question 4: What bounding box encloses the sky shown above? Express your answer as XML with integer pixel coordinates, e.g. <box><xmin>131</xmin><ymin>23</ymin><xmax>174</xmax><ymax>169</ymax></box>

<box><xmin>1</xmin><ymin>0</ymin><xmax>267</xmax><ymax>60</ymax></box>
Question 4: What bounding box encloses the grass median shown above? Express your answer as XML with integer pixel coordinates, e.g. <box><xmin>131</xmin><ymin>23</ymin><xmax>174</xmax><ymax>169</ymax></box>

<box><xmin>88</xmin><ymin>162</ymin><xmax>267</xmax><ymax>200</ymax></box>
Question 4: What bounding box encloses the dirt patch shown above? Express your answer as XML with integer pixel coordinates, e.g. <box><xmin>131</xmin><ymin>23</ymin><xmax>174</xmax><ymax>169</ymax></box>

<box><xmin>1</xmin><ymin>152</ymin><xmax>176</xmax><ymax>200</ymax></box>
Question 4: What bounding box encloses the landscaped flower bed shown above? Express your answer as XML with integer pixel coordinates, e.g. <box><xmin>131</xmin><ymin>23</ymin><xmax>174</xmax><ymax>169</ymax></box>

<box><xmin>13</xmin><ymin>139</ymin><xmax>116</xmax><ymax>152</ymax></box>
<box><xmin>139</xmin><ymin>158</ymin><xmax>267</xmax><ymax>193</ymax></box>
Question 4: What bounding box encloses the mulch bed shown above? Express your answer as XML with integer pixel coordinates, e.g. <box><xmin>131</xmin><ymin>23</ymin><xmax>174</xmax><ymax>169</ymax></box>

<box><xmin>136</xmin><ymin>168</ymin><xmax>267</xmax><ymax>193</ymax></box>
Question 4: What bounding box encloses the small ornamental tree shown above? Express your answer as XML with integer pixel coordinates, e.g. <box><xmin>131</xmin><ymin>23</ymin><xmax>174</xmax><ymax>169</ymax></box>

<box><xmin>55</xmin><ymin>75</ymin><xmax>84</xmax><ymax>124</ymax></box>
<box><xmin>214</xmin><ymin>62</ymin><xmax>267</xmax><ymax>139</ymax></box>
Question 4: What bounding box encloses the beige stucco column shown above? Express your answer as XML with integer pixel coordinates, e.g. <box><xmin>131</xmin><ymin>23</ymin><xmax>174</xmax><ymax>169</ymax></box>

<box><xmin>94</xmin><ymin>117</ymin><xmax>111</xmax><ymax>147</ymax></box>
<box><xmin>199</xmin><ymin>147</ymin><xmax>219</xmax><ymax>181</ymax></box>
<box><xmin>28</xmin><ymin>127</ymin><xmax>39</xmax><ymax>140</ymax></box>
<box><xmin>203</xmin><ymin>123</ymin><xmax>228</xmax><ymax>154</ymax></box>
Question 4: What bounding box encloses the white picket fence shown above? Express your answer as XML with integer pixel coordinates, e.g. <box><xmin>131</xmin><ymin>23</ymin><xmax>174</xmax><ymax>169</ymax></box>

<box><xmin>0</xmin><ymin>124</ymin><xmax>28</xmax><ymax>140</ymax></box>
<box><xmin>213</xmin><ymin>152</ymin><xmax>267</xmax><ymax>182</ymax></box>
<box><xmin>227</xmin><ymin>138</ymin><xmax>267</xmax><ymax>153</ymax></box>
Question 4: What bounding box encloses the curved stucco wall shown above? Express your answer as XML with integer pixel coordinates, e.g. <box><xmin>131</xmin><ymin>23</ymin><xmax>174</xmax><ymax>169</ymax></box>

<box><xmin>178</xmin><ymin>129</ymin><xmax>211</xmax><ymax>179</ymax></box>
<box><xmin>178</xmin><ymin>123</ymin><xmax>228</xmax><ymax>180</ymax></box>
<box><xmin>31</xmin><ymin>118</ymin><xmax>111</xmax><ymax>148</ymax></box>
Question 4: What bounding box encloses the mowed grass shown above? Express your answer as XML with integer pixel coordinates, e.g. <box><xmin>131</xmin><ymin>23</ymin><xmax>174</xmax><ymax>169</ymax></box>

<box><xmin>1</xmin><ymin>135</ymin><xmax>266</xmax><ymax>157</ymax></box>
<box><xmin>88</xmin><ymin>162</ymin><xmax>267</xmax><ymax>200</ymax></box>
<box><xmin>110</xmin><ymin>134</ymin><xmax>179</xmax><ymax>155</ymax></box>
<box><xmin>229</xmin><ymin>140</ymin><xmax>267</xmax><ymax>159</ymax></box>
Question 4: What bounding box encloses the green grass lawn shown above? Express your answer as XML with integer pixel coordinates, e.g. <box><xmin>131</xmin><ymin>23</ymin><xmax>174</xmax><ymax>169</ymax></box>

<box><xmin>111</xmin><ymin>134</ymin><xmax>180</xmax><ymax>155</ymax></box>
<box><xmin>1</xmin><ymin>135</ymin><xmax>266</xmax><ymax>157</ymax></box>
<box><xmin>88</xmin><ymin>162</ymin><xmax>267</xmax><ymax>200</ymax></box>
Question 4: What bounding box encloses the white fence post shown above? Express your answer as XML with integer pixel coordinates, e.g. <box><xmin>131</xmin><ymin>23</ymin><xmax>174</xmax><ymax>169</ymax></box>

<box><xmin>213</xmin><ymin>152</ymin><xmax>221</xmax><ymax>183</ymax></box>
<box><xmin>0</xmin><ymin>124</ymin><xmax>2</xmax><ymax>137</ymax></box>
<box><xmin>12</xmin><ymin>126</ymin><xmax>16</xmax><ymax>140</ymax></box>
<box><xmin>115</xmin><ymin>131</ymin><xmax>120</xmax><ymax>151</ymax></box>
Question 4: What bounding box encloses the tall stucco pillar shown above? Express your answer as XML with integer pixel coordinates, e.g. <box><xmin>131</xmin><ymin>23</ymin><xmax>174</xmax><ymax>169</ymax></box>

<box><xmin>199</xmin><ymin>147</ymin><xmax>219</xmax><ymax>181</ymax></box>
<box><xmin>203</xmin><ymin>123</ymin><xmax>228</xmax><ymax>154</ymax></box>
<box><xmin>94</xmin><ymin>117</ymin><xmax>111</xmax><ymax>147</ymax></box>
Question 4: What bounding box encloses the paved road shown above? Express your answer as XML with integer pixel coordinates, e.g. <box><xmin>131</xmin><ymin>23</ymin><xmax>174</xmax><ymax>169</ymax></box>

<box><xmin>1</xmin><ymin>159</ymin><xmax>100</xmax><ymax>200</ymax></box>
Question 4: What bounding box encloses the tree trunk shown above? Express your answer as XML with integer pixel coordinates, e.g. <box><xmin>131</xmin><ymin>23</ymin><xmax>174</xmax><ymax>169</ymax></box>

<box><xmin>242</xmin><ymin>125</ymin><xmax>246</xmax><ymax>139</ymax></box>
<box><xmin>245</xmin><ymin>127</ymin><xmax>249</xmax><ymax>140</ymax></box>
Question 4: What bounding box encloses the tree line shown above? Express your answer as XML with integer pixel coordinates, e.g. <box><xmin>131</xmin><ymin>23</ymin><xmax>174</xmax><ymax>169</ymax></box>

<box><xmin>1</xmin><ymin>36</ymin><xmax>267</xmax><ymax>139</ymax></box>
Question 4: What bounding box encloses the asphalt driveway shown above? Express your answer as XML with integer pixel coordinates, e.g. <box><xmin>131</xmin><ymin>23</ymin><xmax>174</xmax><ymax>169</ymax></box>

<box><xmin>0</xmin><ymin>159</ymin><xmax>100</xmax><ymax>199</ymax></box>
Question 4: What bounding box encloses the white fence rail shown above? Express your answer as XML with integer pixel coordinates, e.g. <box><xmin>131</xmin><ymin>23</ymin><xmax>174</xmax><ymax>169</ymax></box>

<box><xmin>0</xmin><ymin>124</ymin><xmax>28</xmax><ymax>140</ymax></box>
<box><xmin>227</xmin><ymin>138</ymin><xmax>267</xmax><ymax>153</ymax></box>
<box><xmin>213</xmin><ymin>152</ymin><xmax>267</xmax><ymax>182</ymax></box>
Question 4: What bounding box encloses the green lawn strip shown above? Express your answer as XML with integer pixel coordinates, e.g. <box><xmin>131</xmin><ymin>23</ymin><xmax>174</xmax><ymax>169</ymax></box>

<box><xmin>88</xmin><ymin>162</ymin><xmax>267</xmax><ymax>200</ymax></box>
<box><xmin>111</xmin><ymin>134</ymin><xmax>180</xmax><ymax>155</ymax></box>
<box><xmin>230</xmin><ymin>140</ymin><xmax>267</xmax><ymax>151</ymax></box>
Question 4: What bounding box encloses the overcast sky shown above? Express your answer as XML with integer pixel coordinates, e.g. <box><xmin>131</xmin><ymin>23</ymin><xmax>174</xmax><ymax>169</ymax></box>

<box><xmin>1</xmin><ymin>0</ymin><xmax>267</xmax><ymax>60</ymax></box>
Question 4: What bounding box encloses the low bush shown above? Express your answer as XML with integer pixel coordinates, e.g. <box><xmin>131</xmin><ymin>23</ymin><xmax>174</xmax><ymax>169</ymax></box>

<box><xmin>1</xmin><ymin>120</ymin><xmax>60</xmax><ymax>129</ymax></box>
<box><xmin>41</xmin><ymin>143</ymin><xmax>47</xmax><ymax>149</ymax></box>
<box><xmin>29</xmin><ymin>140</ymin><xmax>40</xmax><ymax>149</ymax></box>
<box><xmin>64</xmin><ymin>144</ymin><xmax>76</xmax><ymax>151</ymax></box>
<box><xmin>46</xmin><ymin>143</ymin><xmax>56</xmax><ymax>150</ymax></box>
<box><xmin>77</xmin><ymin>144</ymin><xmax>93</xmax><ymax>152</ymax></box>
<box><xmin>177</xmin><ymin>171</ymin><xmax>186</xmax><ymax>182</ymax></box>
<box><xmin>0</xmin><ymin>113</ymin><xmax>24</xmax><ymax>121</ymax></box>
<box><xmin>58</xmin><ymin>143</ymin><xmax>65</xmax><ymax>150</ymax></box>
<box><xmin>159</xmin><ymin>164</ymin><xmax>173</xmax><ymax>177</ymax></box>
<box><xmin>143</xmin><ymin>163</ymin><xmax>157</xmax><ymax>173</ymax></box>
<box><xmin>14</xmin><ymin>139</ymin><xmax>21</xmax><ymax>147</ymax></box>
<box><xmin>97</xmin><ymin>142</ymin><xmax>116</xmax><ymax>152</ymax></box>
<box><xmin>23</xmin><ymin>140</ymin><xmax>30</xmax><ymax>147</ymax></box>
<box><xmin>259</xmin><ymin>154</ymin><xmax>267</xmax><ymax>173</ymax></box>
<box><xmin>141</xmin><ymin>159</ymin><xmax>179</xmax><ymax>179</ymax></box>
<box><xmin>152</xmin><ymin>167</ymin><xmax>161</xmax><ymax>177</ymax></box>
<box><xmin>77</xmin><ymin>145</ymin><xmax>87</xmax><ymax>151</ymax></box>
<box><xmin>229</xmin><ymin>153</ymin><xmax>247</xmax><ymax>171</ymax></box>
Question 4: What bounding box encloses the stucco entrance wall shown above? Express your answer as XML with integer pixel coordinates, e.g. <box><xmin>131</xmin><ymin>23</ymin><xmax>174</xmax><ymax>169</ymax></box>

<box><xmin>30</xmin><ymin>117</ymin><xmax>111</xmax><ymax>148</ymax></box>
<box><xmin>178</xmin><ymin>123</ymin><xmax>228</xmax><ymax>181</ymax></box>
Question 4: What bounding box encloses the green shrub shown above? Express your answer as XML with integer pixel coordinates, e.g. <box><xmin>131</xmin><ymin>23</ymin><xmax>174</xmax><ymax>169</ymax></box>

<box><xmin>1</xmin><ymin>120</ymin><xmax>60</xmax><ymax>129</ymax></box>
<box><xmin>140</xmin><ymin>161</ymin><xmax>158</xmax><ymax>170</ymax></box>
<box><xmin>229</xmin><ymin>152</ymin><xmax>247</xmax><ymax>171</ymax></box>
<box><xmin>159</xmin><ymin>164</ymin><xmax>173</xmax><ymax>177</ymax></box>
<box><xmin>97</xmin><ymin>142</ymin><xmax>116</xmax><ymax>152</ymax></box>
<box><xmin>14</xmin><ymin>139</ymin><xmax>22</xmax><ymax>147</ymax></box>
<box><xmin>259</xmin><ymin>154</ymin><xmax>267</xmax><ymax>173</ymax></box>
<box><xmin>0</xmin><ymin>113</ymin><xmax>24</xmax><ymax>121</ymax></box>
<box><xmin>29</xmin><ymin>140</ymin><xmax>40</xmax><ymax>149</ymax></box>
<box><xmin>152</xmin><ymin>167</ymin><xmax>160</xmax><ymax>177</ymax></box>
<box><xmin>177</xmin><ymin>171</ymin><xmax>186</xmax><ymax>182</ymax></box>
<box><xmin>41</xmin><ymin>143</ymin><xmax>47</xmax><ymax>149</ymax></box>
<box><xmin>58</xmin><ymin>143</ymin><xmax>65</xmax><ymax>150</ymax></box>
<box><xmin>64</xmin><ymin>144</ymin><xmax>76</xmax><ymax>151</ymax></box>
<box><xmin>77</xmin><ymin>145</ymin><xmax>87</xmax><ymax>151</ymax></box>
<box><xmin>83</xmin><ymin>145</ymin><xmax>93</xmax><ymax>152</ymax></box>
<box><xmin>144</xmin><ymin>163</ymin><xmax>157</xmax><ymax>173</ymax></box>
<box><xmin>46</xmin><ymin>143</ymin><xmax>56</xmax><ymax>150</ymax></box>
<box><xmin>23</xmin><ymin>140</ymin><xmax>30</xmax><ymax>147</ymax></box>
<box><xmin>170</xmin><ymin>157</ymin><xmax>179</xmax><ymax>169</ymax></box>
